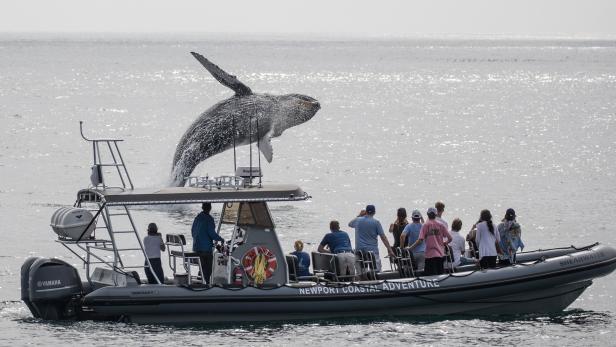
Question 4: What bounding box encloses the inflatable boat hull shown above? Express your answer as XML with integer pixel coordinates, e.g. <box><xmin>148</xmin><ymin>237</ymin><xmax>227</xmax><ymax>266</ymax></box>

<box><xmin>74</xmin><ymin>243</ymin><xmax>616</xmax><ymax>323</ymax></box>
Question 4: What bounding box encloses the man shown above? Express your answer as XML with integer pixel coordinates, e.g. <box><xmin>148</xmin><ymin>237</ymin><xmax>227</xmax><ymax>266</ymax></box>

<box><xmin>408</xmin><ymin>207</ymin><xmax>452</xmax><ymax>276</ymax></box>
<box><xmin>348</xmin><ymin>204</ymin><xmax>395</xmax><ymax>271</ymax></box>
<box><xmin>318</xmin><ymin>220</ymin><xmax>353</xmax><ymax>254</ymax></box>
<box><xmin>401</xmin><ymin>209</ymin><xmax>425</xmax><ymax>270</ymax></box>
<box><xmin>435</xmin><ymin>201</ymin><xmax>448</xmax><ymax>231</ymax></box>
<box><xmin>191</xmin><ymin>202</ymin><xmax>224</xmax><ymax>284</ymax></box>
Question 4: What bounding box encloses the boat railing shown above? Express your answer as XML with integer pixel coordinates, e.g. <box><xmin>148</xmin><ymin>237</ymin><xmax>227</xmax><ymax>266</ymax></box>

<box><xmin>80</xmin><ymin>121</ymin><xmax>134</xmax><ymax>191</ymax></box>
<box><xmin>186</xmin><ymin>175</ymin><xmax>246</xmax><ymax>190</ymax></box>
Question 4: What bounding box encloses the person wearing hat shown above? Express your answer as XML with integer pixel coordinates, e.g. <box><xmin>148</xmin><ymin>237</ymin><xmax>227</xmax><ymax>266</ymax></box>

<box><xmin>143</xmin><ymin>222</ymin><xmax>166</xmax><ymax>284</ymax></box>
<box><xmin>401</xmin><ymin>209</ymin><xmax>425</xmax><ymax>270</ymax></box>
<box><xmin>192</xmin><ymin>202</ymin><xmax>224</xmax><ymax>284</ymax></box>
<box><xmin>497</xmin><ymin>208</ymin><xmax>524</xmax><ymax>266</ymax></box>
<box><xmin>348</xmin><ymin>204</ymin><xmax>395</xmax><ymax>271</ymax></box>
<box><xmin>408</xmin><ymin>207</ymin><xmax>452</xmax><ymax>275</ymax></box>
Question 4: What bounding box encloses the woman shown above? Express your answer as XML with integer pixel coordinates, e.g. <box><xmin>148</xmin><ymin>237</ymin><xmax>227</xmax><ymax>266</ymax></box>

<box><xmin>144</xmin><ymin>223</ymin><xmax>166</xmax><ymax>284</ymax></box>
<box><xmin>291</xmin><ymin>240</ymin><xmax>312</xmax><ymax>277</ymax></box>
<box><xmin>389</xmin><ymin>207</ymin><xmax>408</xmax><ymax>248</ymax></box>
<box><xmin>475</xmin><ymin>209</ymin><xmax>502</xmax><ymax>269</ymax></box>
<box><xmin>498</xmin><ymin>208</ymin><xmax>524</xmax><ymax>266</ymax></box>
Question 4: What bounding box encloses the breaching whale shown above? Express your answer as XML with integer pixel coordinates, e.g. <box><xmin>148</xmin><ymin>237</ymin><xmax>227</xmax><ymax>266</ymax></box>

<box><xmin>170</xmin><ymin>52</ymin><xmax>321</xmax><ymax>186</ymax></box>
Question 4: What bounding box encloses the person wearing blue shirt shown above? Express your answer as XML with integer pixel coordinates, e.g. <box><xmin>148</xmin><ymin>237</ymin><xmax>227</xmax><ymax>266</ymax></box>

<box><xmin>291</xmin><ymin>240</ymin><xmax>311</xmax><ymax>277</ymax></box>
<box><xmin>401</xmin><ymin>209</ymin><xmax>425</xmax><ymax>270</ymax></box>
<box><xmin>191</xmin><ymin>202</ymin><xmax>224</xmax><ymax>284</ymax></box>
<box><xmin>348</xmin><ymin>204</ymin><xmax>395</xmax><ymax>271</ymax></box>
<box><xmin>318</xmin><ymin>220</ymin><xmax>353</xmax><ymax>254</ymax></box>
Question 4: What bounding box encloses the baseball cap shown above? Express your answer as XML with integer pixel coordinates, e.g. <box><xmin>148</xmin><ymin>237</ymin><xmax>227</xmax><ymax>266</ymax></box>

<box><xmin>366</xmin><ymin>204</ymin><xmax>376</xmax><ymax>214</ymax></box>
<box><xmin>411</xmin><ymin>209</ymin><xmax>422</xmax><ymax>219</ymax></box>
<box><xmin>505</xmin><ymin>208</ymin><xmax>516</xmax><ymax>220</ymax></box>
<box><xmin>427</xmin><ymin>207</ymin><xmax>438</xmax><ymax>215</ymax></box>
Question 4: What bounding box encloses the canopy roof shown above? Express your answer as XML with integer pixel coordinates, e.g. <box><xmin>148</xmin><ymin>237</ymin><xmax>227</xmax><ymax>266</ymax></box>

<box><xmin>77</xmin><ymin>184</ymin><xmax>309</xmax><ymax>206</ymax></box>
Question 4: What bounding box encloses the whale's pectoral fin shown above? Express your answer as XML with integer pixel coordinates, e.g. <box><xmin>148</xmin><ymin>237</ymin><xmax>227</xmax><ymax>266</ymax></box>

<box><xmin>259</xmin><ymin>134</ymin><xmax>274</xmax><ymax>163</ymax></box>
<box><xmin>190</xmin><ymin>52</ymin><xmax>252</xmax><ymax>96</ymax></box>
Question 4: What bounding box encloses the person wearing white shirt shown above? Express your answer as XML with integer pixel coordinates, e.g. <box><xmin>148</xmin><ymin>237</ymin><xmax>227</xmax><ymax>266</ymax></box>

<box><xmin>475</xmin><ymin>209</ymin><xmax>503</xmax><ymax>269</ymax></box>
<box><xmin>448</xmin><ymin>218</ymin><xmax>466</xmax><ymax>267</ymax></box>
<box><xmin>435</xmin><ymin>201</ymin><xmax>448</xmax><ymax>231</ymax></box>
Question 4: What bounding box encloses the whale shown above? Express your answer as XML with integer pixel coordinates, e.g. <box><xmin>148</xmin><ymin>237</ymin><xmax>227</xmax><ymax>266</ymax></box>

<box><xmin>170</xmin><ymin>52</ymin><xmax>321</xmax><ymax>186</ymax></box>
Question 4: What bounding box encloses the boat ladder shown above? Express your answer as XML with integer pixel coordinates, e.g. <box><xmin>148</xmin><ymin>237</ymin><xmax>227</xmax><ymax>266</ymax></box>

<box><xmin>83</xmin><ymin>204</ymin><xmax>161</xmax><ymax>284</ymax></box>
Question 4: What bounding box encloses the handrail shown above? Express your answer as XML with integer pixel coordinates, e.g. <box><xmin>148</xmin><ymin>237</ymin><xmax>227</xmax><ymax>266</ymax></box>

<box><xmin>79</xmin><ymin>121</ymin><xmax>124</xmax><ymax>142</ymax></box>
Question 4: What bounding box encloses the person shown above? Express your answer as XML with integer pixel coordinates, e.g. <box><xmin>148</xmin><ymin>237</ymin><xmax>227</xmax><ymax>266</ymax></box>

<box><xmin>401</xmin><ymin>209</ymin><xmax>425</xmax><ymax>270</ymax></box>
<box><xmin>497</xmin><ymin>208</ymin><xmax>524</xmax><ymax>266</ymax></box>
<box><xmin>448</xmin><ymin>218</ymin><xmax>466</xmax><ymax>267</ymax></box>
<box><xmin>408</xmin><ymin>207</ymin><xmax>452</xmax><ymax>275</ymax></box>
<box><xmin>389</xmin><ymin>208</ymin><xmax>408</xmax><ymax>248</ymax></box>
<box><xmin>348</xmin><ymin>204</ymin><xmax>395</xmax><ymax>271</ymax></box>
<box><xmin>475</xmin><ymin>209</ymin><xmax>503</xmax><ymax>269</ymax></box>
<box><xmin>291</xmin><ymin>240</ymin><xmax>312</xmax><ymax>277</ymax></box>
<box><xmin>191</xmin><ymin>202</ymin><xmax>224</xmax><ymax>284</ymax></box>
<box><xmin>143</xmin><ymin>223</ymin><xmax>165</xmax><ymax>284</ymax></box>
<box><xmin>435</xmin><ymin>201</ymin><xmax>448</xmax><ymax>230</ymax></box>
<box><xmin>318</xmin><ymin>220</ymin><xmax>353</xmax><ymax>254</ymax></box>
<box><xmin>466</xmin><ymin>224</ymin><xmax>479</xmax><ymax>259</ymax></box>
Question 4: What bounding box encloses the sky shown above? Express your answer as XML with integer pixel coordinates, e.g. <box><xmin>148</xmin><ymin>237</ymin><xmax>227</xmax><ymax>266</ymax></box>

<box><xmin>1</xmin><ymin>0</ymin><xmax>615</xmax><ymax>38</ymax></box>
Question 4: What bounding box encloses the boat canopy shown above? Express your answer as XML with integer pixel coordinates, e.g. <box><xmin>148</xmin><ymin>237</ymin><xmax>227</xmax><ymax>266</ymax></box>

<box><xmin>77</xmin><ymin>184</ymin><xmax>310</xmax><ymax>206</ymax></box>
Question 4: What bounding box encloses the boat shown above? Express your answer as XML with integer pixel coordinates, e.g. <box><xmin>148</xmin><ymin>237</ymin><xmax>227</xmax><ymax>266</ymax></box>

<box><xmin>20</xmin><ymin>122</ymin><xmax>616</xmax><ymax>323</ymax></box>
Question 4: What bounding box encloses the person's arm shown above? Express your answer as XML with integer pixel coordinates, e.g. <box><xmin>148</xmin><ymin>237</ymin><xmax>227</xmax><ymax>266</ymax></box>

<box><xmin>348</xmin><ymin>217</ymin><xmax>358</xmax><ymax>228</ymax></box>
<box><xmin>191</xmin><ymin>216</ymin><xmax>199</xmax><ymax>239</ymax></box>
<box><xmin>389</xmin><ymin>223</ymin><xmax>395</xmax><ymax>233</ymax></box>
<box><xmin>207</xmin><ymin>216</ymin><xmax>224</xmax><ymax>242</ymax></box>
<box><xmin>444</xmin><ymin>229</ymin><xmax>453</xmax><ymax>245</ymax></box>
<box><xmin>494</xmin><ymin>226</ymin><xmax>503</xmax><ymax>255</ymax></box>
<box><xmin>379</xmin><ymin>234</ymin><xmax>395</xmax><ymax>257</ymax></box>
<box><xmin>399</xmin><ymin>231</ymin><xmax>407</xmax><ymax>249</ymax></box>
<box><xmin>318</xmin><ymin>235</ymin><xmax>330</xmax><ymax>253</ymax></box>
<box><xmin>159</xmin><ymin>234</ymin><xmax>166</xmax><ymax>252</ymax></box>
<box><xmin>409</xmin><ymin>238</ymin><xmax>423</xmax><ymax>251</ymax></box>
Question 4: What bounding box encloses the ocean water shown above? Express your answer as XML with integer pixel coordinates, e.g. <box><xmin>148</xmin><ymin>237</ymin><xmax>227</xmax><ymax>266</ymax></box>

<box><xmin>1</xmin><ymin>35</ymin><xmax>615</xmax><ymax>346</ymax></box>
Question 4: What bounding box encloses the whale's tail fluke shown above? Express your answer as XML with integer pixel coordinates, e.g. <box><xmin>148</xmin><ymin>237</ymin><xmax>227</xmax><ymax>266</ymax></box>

<box><xmin>190</xmin><ymin>52</ymin><xmax>253</xmax><ymax>96</ymax></box>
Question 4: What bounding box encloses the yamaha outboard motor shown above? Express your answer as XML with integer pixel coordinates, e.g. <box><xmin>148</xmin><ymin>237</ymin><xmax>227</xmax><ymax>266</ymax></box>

<box><xmin>21</xmin><ymin>257</ymin><xmax>83</xmax><ymax>320</ymax></box>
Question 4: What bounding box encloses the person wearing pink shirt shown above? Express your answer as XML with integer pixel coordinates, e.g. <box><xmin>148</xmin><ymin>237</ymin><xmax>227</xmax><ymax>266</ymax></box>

<box><xmin>408</xmin><ymin>207</ymin><xmax>452</xmax><ymax>275</ymax></box>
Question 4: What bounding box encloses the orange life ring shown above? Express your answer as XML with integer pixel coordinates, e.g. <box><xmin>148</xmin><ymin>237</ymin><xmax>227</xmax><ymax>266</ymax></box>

<box><xmin>242</xmin><ymin>246</ymin><xmax>277</xmax><ymax>285</ymax></box>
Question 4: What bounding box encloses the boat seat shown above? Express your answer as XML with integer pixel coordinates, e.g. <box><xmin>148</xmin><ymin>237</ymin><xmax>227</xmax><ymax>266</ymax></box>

<box><xmin>355</xmin><ymin>250</ymin><xmax>377</xmax><ymax>280</ymax></box>
<box><xmin>392</xmin><ymin>247</ymin><xmax>416</xmax><ymax>278</ymax></box>
<box><xmin>443</xmin><ymin>245</ymin><xmax>456</xmax><ymax>273</ymax></box>
<box><xmin>311</xmin><ymin>252</ymin><xmax>336</xmax><ymax>281</ymax></box>
<box><xmin>287</xmin><ymin>254</ymin><xmax>319</xmax><ymax>282</ymax></box>
<box><xmin>165</xmin><ymin>233</ymin><xmax>203</xmax><ymax>284</ymax></box>
<box><xmin>311</xmin><ymin>252</ymin><xmax>358</xmax><ymax>282</ymax></box>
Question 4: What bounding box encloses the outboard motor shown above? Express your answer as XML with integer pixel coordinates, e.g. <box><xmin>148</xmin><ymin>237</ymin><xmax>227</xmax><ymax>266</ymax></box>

<box><xmin>21</xmin><ymin>257</ymin><xmax>83</xmax><ymax>320</ymax></box>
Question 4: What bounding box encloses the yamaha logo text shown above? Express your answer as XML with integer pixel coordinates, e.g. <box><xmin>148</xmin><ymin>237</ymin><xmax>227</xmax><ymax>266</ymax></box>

<box><xmin>37</xmin><ymin>280</ymin><xmax>62</xmax><ymax>287</ymax></box>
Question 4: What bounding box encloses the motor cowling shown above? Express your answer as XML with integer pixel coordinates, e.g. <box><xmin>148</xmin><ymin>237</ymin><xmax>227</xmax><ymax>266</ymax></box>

<box><xmin>21</xmin><ymin>257</ymin><xmax>83</xmax><ymax>320</ymax></box>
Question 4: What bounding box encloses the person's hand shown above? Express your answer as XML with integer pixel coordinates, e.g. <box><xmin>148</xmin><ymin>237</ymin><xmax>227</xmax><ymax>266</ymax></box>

<box><xmin>388</xmin><ymin>249</ymin><xmax>396</xmax><ymax>258</ymax></box>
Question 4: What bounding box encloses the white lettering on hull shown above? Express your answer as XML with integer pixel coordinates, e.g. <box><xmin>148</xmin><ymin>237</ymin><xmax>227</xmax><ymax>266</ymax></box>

<box><xmin>297</xmin><ymin>280</ymin><xmax>439</xmax><ymax>296</ymax></box>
